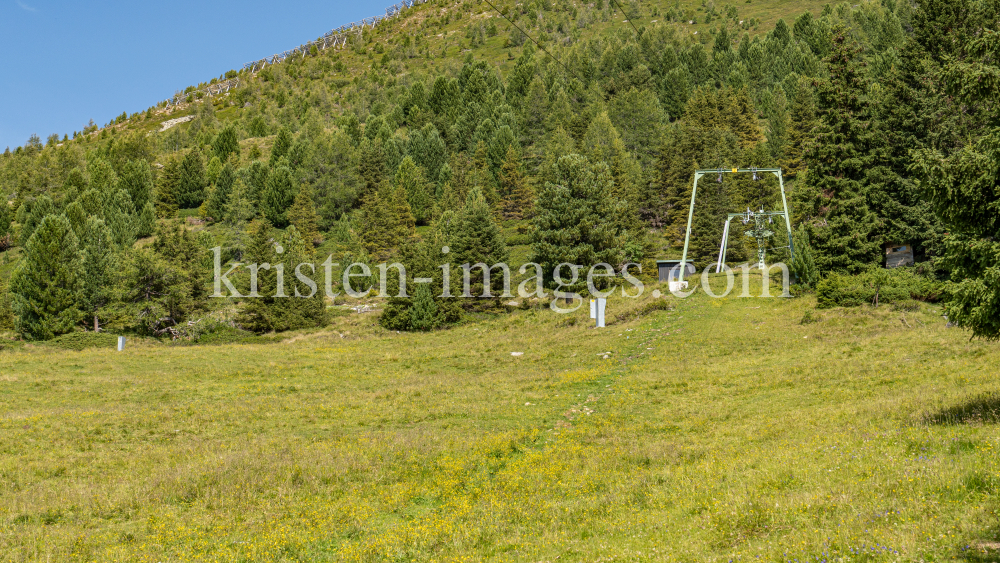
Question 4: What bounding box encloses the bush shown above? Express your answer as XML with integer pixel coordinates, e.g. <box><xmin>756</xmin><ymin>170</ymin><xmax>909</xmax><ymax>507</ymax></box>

<box><xmin>816</xmin><ymin>267</ymin><xmax>945</xmax><ymax>309</ymax></box>
<box><xmin>41</xmin><ymin>331</ymin><xmax>120</xmax><ymax>351</ymax></box>
<box><xmin>505</xmin><ymin>233</ymin><xmax>533</xmax><ymax>246</ymax></box>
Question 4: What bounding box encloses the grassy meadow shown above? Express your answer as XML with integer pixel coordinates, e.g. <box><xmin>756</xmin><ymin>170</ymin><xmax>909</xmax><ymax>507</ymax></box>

<box><xmin>1</xmin><ymin>274</ymin><xmax>999</xmax><ymax>562</ymax></box>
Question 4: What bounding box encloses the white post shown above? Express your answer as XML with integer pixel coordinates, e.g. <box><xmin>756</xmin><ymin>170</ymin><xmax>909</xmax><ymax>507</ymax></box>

<box><xmin>590</xmin><ymin>299</ymin><xmax>597</xmax><ymax>320</ymax></box>
<box><xmin>596</xmin><ymin>298</ymin><xmax>606</xmax><ymax>328</ymax></box>
<box><xmin>117</xmin><ymin>336</ymin><xmax>126</xmax><ymax>352</ymax></box>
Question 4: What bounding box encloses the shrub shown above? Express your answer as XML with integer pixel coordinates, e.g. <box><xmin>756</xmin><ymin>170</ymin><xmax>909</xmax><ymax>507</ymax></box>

<box><xmin>816</xmin><ymin>267</ymin><xmax>945</xmax><ymax>309</ymax></box>
<box><xmin>41</xmin><ymin>331</ymin><xmax>119</xmax><ymax>351</ymax></box>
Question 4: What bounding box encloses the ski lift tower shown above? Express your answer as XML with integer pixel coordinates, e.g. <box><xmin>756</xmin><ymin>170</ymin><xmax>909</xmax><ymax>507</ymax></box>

<box><xmin>677</xmin><ymin>168</ymin><xmax>795</xmax><ymax>283</ymax></box>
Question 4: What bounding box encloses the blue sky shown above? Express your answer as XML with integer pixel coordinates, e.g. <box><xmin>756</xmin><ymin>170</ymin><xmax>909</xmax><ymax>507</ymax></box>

<box><xmin>0</xmin><ymin>0</ymin><xmax>381</xmax><ymax>150</ymax></box>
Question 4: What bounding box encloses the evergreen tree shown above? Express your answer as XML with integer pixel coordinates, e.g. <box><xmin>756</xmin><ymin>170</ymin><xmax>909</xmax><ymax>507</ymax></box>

<box><xmin>79</xmin><ymin>217</ymin><xmax>116</xmax><ymax>331</ymax></box>
<box><xmin>394</xmin><ymin>156</ymin><xmax>433</xmax><ymax>224</ymax></box>
<box><xmin>17</xmin><ymin>195</ymin><xmax>55</xmax><ymax>246</ymax></box>
<box><xmin>804</xmin><ymin>29</ymin><xmax>882</xmax><ymax>274</ymax></box>
<box><xmin>104</xmin><ymin>189</ymin><xmax>138</xmax><ymax>249</ymax></box>
<box><xmin>117</xmin><ymin>159</ymin><xmax>154</xmax><ymax>212</ymax></box>
<box><xmin>912</xmin><ymin>10</ymin><xmax>1000</xmax><ymax>339</ymax></box>
<box><xmin>155</xmin><ymin>157</ymin><xmax>180</xmax><ymax>218</ymax></box>
<box><xmin>87</xmin><ymin>157</ymin><xmax>119</xmax><ymax>198</ymax></box>
<box><xmin>359</xmin><ymin>181</ymin><xmax>414</xmax><ymax>258</ymax></box>
<box><xmin>450</xmin><ymin>187</ymin><xmax>510</xmax><ymax>298</ymax></box>
<box><xmin>790</xmin><ymin>224</ymin><xmax>819</xmax><ymax>288</ymax></box>
<box><xmin>779</xmin><ymin>76</ymin><xmax>818</xmax><ymax>182</ymax></box>
<box><xmin>408</xmin><ymin>283</ymin><xmax>437</xmax><ymax>331</ymax></box>
<box><xmin>213</xmin><ymin>124</ymin><xmax>241</xmax><ymax>162</ymax></box>
<box><xmin>241</xmin><ymin>160</ymin><xmax>269</xmax><ymax>207</ymax></box>
<box><xmin>532</xmin><ymin>155</ymin><xmax>625</xmax><ymax>290</ymax></box>
<box><xmin>137</xmin><ymin>202</ymin><xmax>157</xmax><ymax>238</ymax></box>
<box><xmin>287</xmin><ymin>181</ymin><xmax>322</xmax><ymax>246</ymax></box>
<box><xmin>223</xmin><ymin>178</ymin><xmax>256</xmax><ymax>260</ymax></box>
<box><xmin>206</xmin><ymin>156</ymin><xmax>223</xmax><ymax>185</ymax></box>
<box><xmin>10</xmin><ymin>215</ymin><xmax>84</xmax><ymax>340</ymax></box>
<box><xmin>176</xmin><ymin>149</ymin><xmax>207</xmax><ymax>209</ymax></box>
<box><xmin>269</xmin><ymin>127</ymin><xmax>292</xmax><ymax>166</ymax></box>
<box><xmin>239</xmin><ymin>221</ymin><xmax>326</xmax><ymax>333</ymax></box>
<box><xmin>203</xmin><ymin>161</ymin><xmax>236</xmax><ymax>221</ymax></box>
<box><xmin>499</xmin><ymin>145</ymin><xmax>533</xmax><ymax>220</ymax></box>
<box><xmin>357</xmin><ymin>137</ymin><xmax>386</xmax><ymax>197</ymax></box>
<box><xmin>61</xmin><ymin>167</ymin><xmax>88</xmax><ymax>204</ymax></box>
<box><xmin>260</xmin><ymin>164</ymin><xmax>295</xmax><ymax>227</ymax></box>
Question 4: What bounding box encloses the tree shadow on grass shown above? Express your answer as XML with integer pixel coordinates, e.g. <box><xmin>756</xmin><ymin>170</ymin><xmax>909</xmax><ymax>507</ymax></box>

<box><xmin>925</xmin><ymin>394</ymin><xmax>1000</xmax><ymax>425</ymax></box>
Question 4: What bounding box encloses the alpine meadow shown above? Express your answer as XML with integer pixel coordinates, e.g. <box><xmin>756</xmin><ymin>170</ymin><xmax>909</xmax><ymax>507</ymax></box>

<box><xmin>1</xmin><ymin>0</ymin><xmax>1000</xmax><ymax>561</ymax></box>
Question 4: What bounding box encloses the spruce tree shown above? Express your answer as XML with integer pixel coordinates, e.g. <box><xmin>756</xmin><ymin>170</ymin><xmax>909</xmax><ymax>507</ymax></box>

<box><xmin>18</xmin><ymin>195</ymin><xmax>55</xmax><ymax>246</ymax></box>
<box><xmin>790</xmin><ymin>224</ymin><xmax>819</xmax><ymax>288</ymax></box>
<box><xmin>451</xmin><ymin>187</ymin><xmax>510</xmax><ymax>298</ymax></box>
<box><xmin>287</xmin><ymin>182</ymin><xmax>322</xmax><ymax>246</ymax></box>
<box><xmin>10</xmin><ymin>215</ymin><xmax>85</xmax><ymax>340</ymax></box>
<box><xmin>104</xmin><ymin>189</ymin><xmax>138</xmax><ymax>249</ymax></box>
<box><xmin>203</xmin><ymin>161</ymin><xmax>236</xmax><ymax>221</ymax></box>
<box><xmin>408</xmin><ymin>283</ymin><xmax>437</xmax><ymax>331</ymax></box>
<box><xmin>155</xmin><ymin>157</ymin><xmax>180</xmax><ymax>218</ymax></box>
<box><xmin>260</xmin><ymin>164</ymin><xmax>295</xmax><ymax>227</ymax></box>
<box><xmin>177</xmin><ymin>149</ymin><xmax>207</xmax><ymax>209</ymax></box>
<box><xmin>79</xmin><ymin>217</ymin><xmax>116</xmax><ymax>332</ymax></box>
<box><xmin>498</xmin><ymin>145</ymin><xmax>533</xmax><ymax>220</ymax></box>
<box><xmin>269</xmin><ymin>127</ymin><xmax>292</xmax><ymax>167</ymax></box>
<box><xmin>394</xmin><ymin>156</ymin><xmax>432</xmax><ymax>225</ymax></box>
<box><xmin>213</xmin><ymin>124</ymin><xmax>241</xmax><ymax>162</ymax></box>
<box><xmin>241</xmin><ymin>160</ymin><xmax>269</xmax><ymax>207</ymax></box>
<box><xmin>137</xmin><ymin>202</ymin><xmax>157</xmax><ymax>238</ymax></box>
<box><xmin>357</xmin><ymin>137</ymin><xmax>386</xmax><ymax>197</ymax></box>
<box><xmin>117</xmin><ymin>159</ymin><xmax>154</xmax><ymax>213</ymax></box>
<box><xmin>87</xmin><ymin>158</ymin><xmax>119</xmax><ymax>198</ymax></box>
<box><xmin>911</xmin><ymin>10</ymin><xmax>1000</xmax><ymax>339</ymax></box>
<box><xmin>804</xmin><ymin>29</ymin><xmax>881</xmax><ymax>274</ymax></box>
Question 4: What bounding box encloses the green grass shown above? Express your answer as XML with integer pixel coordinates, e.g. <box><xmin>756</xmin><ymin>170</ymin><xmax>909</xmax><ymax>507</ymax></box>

<box><xmin>1</xmin><ymin>274</ymin><xmax>998</xmax><ymax>561</ymax></box>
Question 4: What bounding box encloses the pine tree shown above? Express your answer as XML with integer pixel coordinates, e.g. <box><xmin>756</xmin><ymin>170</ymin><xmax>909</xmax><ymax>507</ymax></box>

<box><xmin>79</xmin><ymin>217</ymin><xmax>116</xmax><ymax>331</ymax></box>
<box><xmin>287</xmin><ymin>181</ymin><xmax>322</xmax><ymax>246</ymax></box>
<box><xmin>213</xmin><ymin>124</ymin><xmax>241</xmax><ymax>162</ymax></box>
<box><xmin>137</xmin><ymin>202</ymin><xmax>157</xmax><ymax>238</ymax></box>
<box><xmin>260</xmin><ymin>164</ymin><xmax>295</xmax><ymax>227</ymax></box>
<box><xmin>359</xmin><ymin>181</ymin><xmax>413</xmax><ymax>258</ymax></box>
<box><xmin>10</xmin><ymin>215</ymin><xmax>84</xmax><ymax>340</ymax></box>
<box><xmin>206</xmin><ymin>156</ymin><xmax>223</xmax><ymax>185</ymax></box>
<box><xmin>239</xmin><ymin>221</ymin><xmax>326</xmax><ymax>333</ymax></box>
<box><xmin>532</xmin><ymin>155</ymin><xmax>624</xmax><ymax>291</ymax></box>
<box><xmin>499</xmin><ymin>145</ymin><xmax>533</xmax><ymax>220</ymax></box>
<box><xmin>87</xmin><ymin>158</ymin><xmax>119</xmax><ymax>198</ymax></box>
<box><xmin>269</xmin><ymin>127</ymin><xmax>292</xmax><ymax>167</ymax></box>
<box><xmin>176</xmin><ymin>149</ymin><xmax>206</xmax><ymax>209</ymax></box>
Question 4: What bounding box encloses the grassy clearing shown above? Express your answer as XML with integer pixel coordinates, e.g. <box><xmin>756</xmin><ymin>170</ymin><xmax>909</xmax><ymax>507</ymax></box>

<box><xmin>1</xmin><ymin>274</ymin><xmax>998</xmax><ymax>562</ymax></box>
